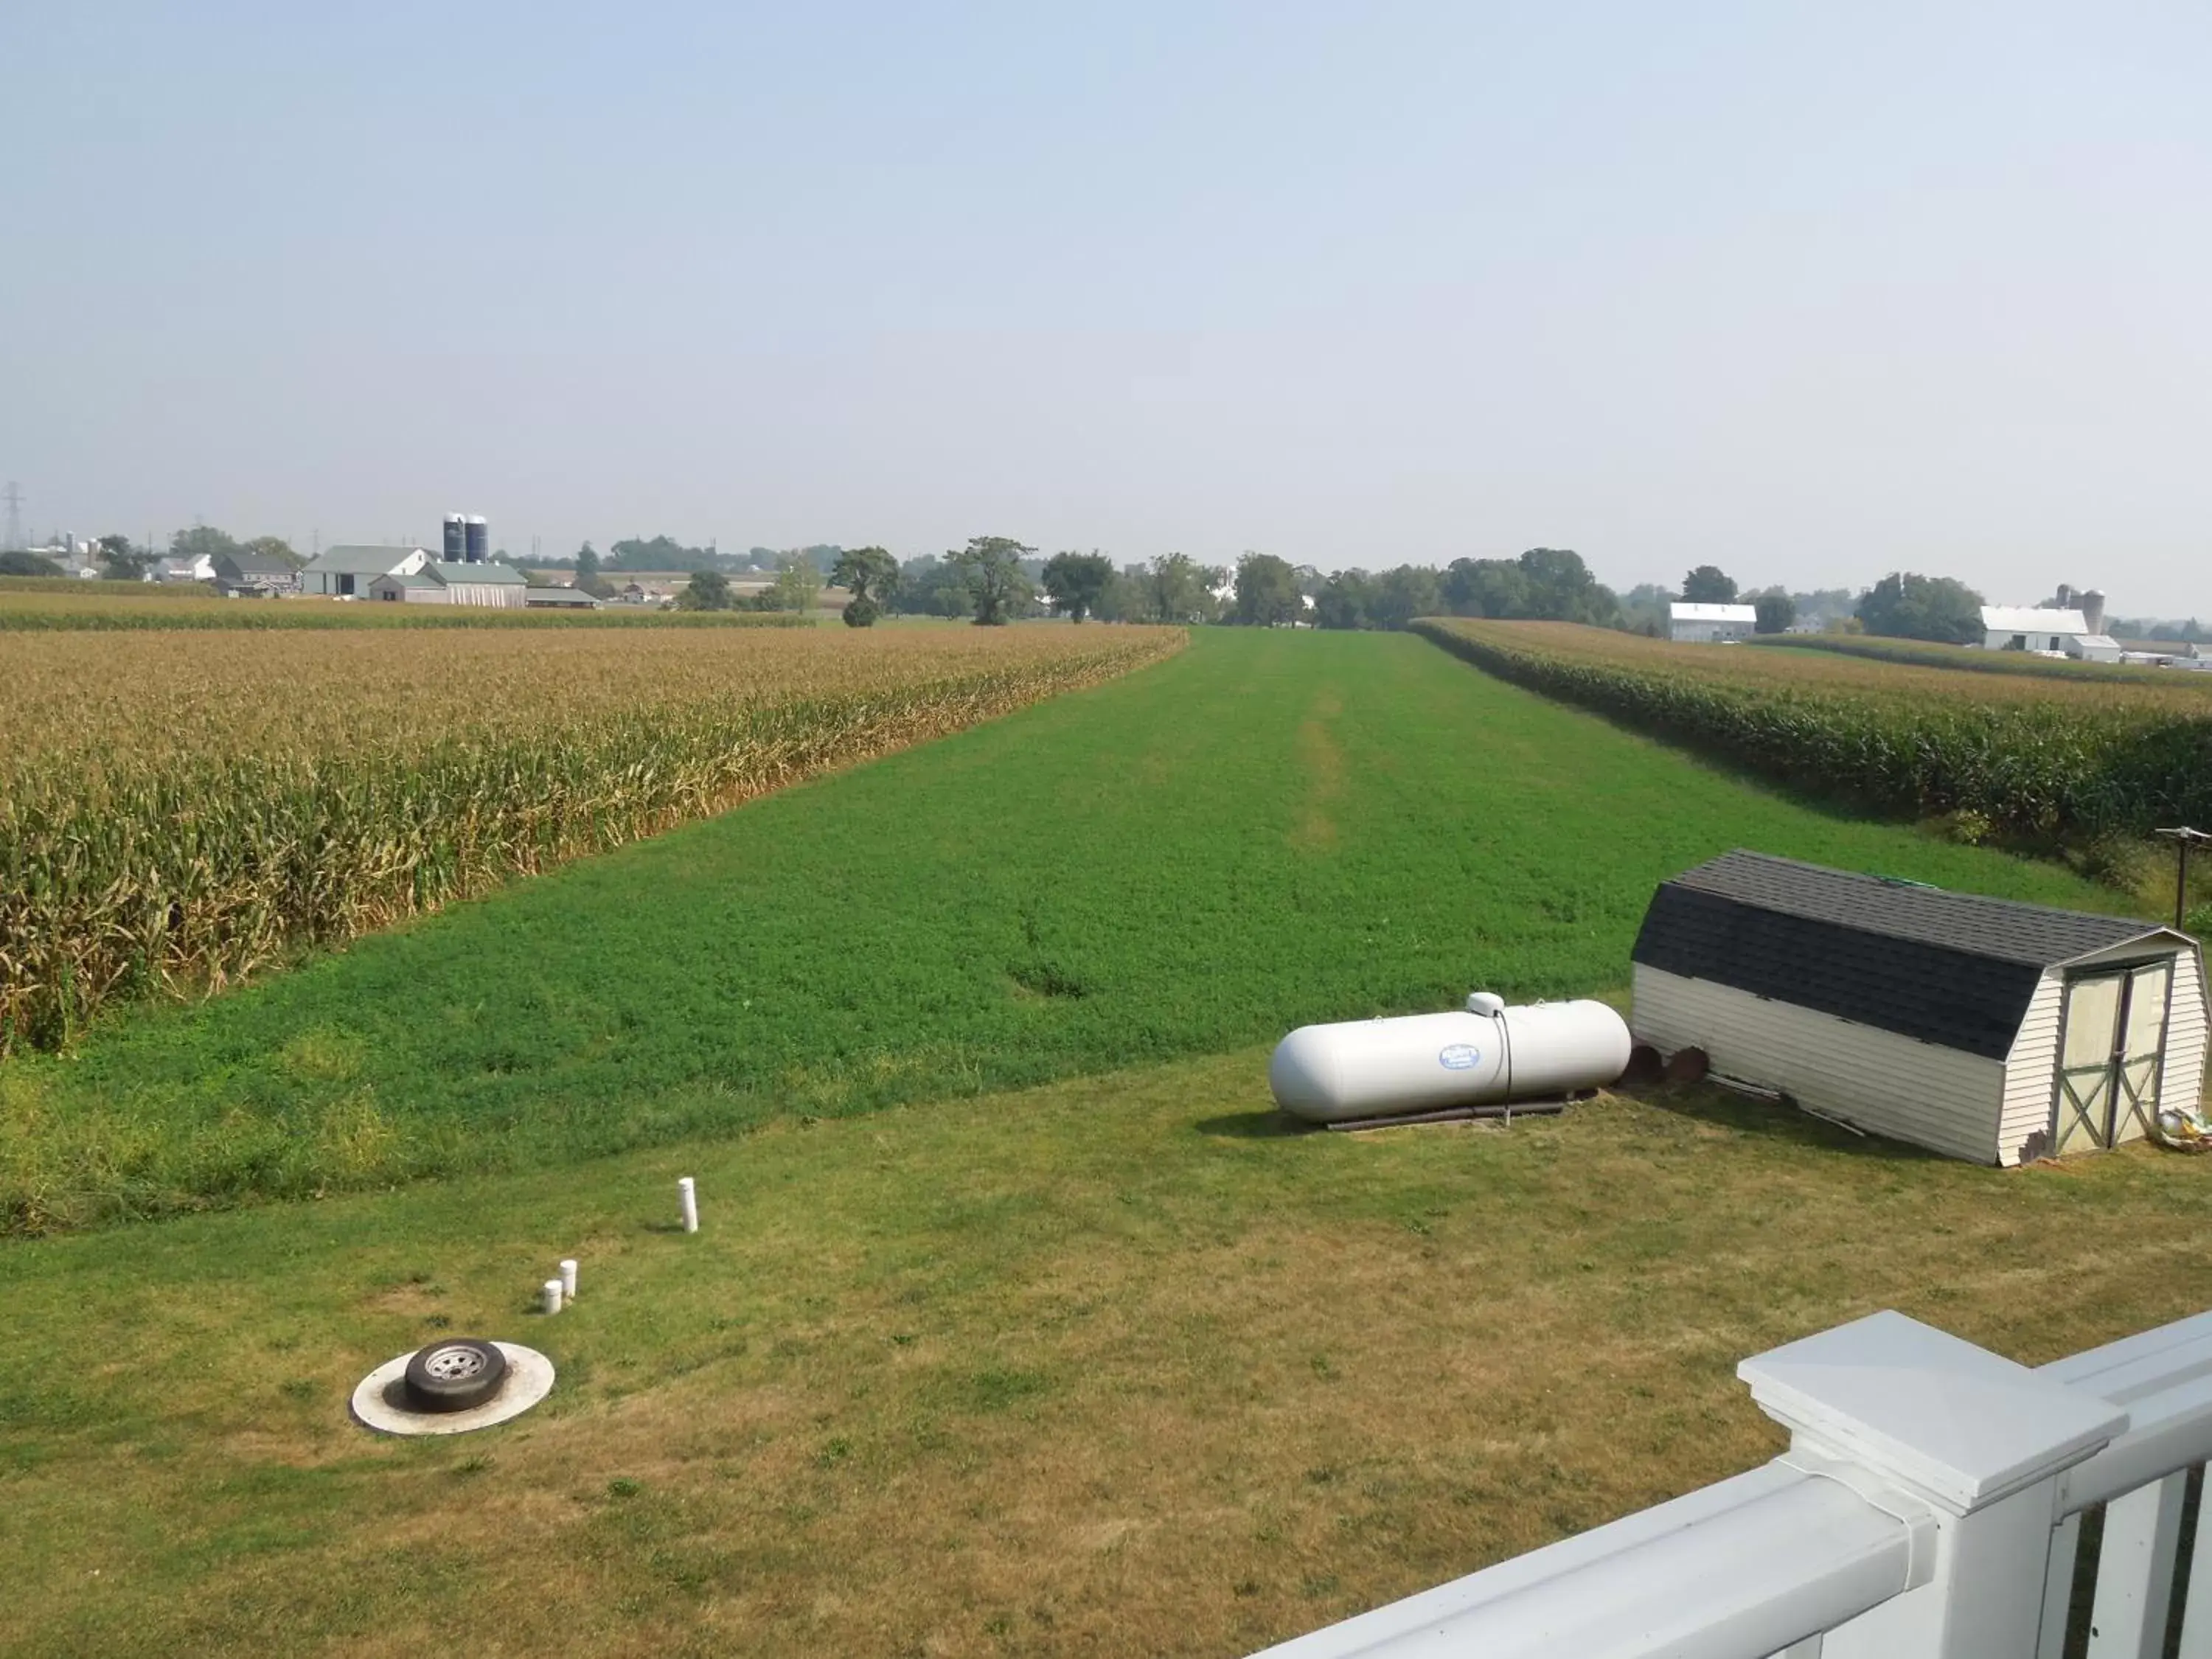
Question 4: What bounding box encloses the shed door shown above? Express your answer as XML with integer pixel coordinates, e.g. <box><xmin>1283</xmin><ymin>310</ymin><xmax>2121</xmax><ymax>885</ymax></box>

<box><xmin>2113</xmin><ymin>961</ymin><xmax>2171</xmax><ymax>1144</ymax></box>
<box><xmin>2053</xmin><ymin>963</ymin><xmax>2171</xmax><ymax>1153</ymax></box>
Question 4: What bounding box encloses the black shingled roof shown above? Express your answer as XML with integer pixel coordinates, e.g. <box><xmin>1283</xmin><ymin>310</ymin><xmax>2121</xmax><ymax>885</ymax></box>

<box><xmin>1632</xmin><ymin>851</ymin><xmax>2174</xmax><ymax>1060</ymax></box>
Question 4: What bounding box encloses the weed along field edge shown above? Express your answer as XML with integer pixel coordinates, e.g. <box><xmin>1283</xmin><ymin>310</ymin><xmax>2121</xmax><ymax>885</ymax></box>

<box><xmin>1</xmin><ymin>629</ymin><xmax>2132</xmax><ymax>1233</ymax></box>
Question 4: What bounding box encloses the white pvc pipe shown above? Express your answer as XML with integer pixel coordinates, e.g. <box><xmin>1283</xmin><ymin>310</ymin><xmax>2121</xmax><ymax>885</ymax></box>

<box><xmin>541</xmin><ymin>1279</ymin><xmax>563</xmax><ymax>1315</ymax></box>
<box><xmin>678</xmin><ymin>1176</ymin><xmax>698</xmax><ymax>1234</ymax></box>
<box><xmin>559</xmin><ymin>1259</ymin><xmax>578</xmax><ymax>1301</ymax></box>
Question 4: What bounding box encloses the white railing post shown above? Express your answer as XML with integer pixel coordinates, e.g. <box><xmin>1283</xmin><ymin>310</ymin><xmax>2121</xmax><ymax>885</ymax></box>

<box><xmin>2086</xmin><ymin>1472</ymin><xmax>2188</xmax><ymax>1658</ymax></box>
<box><xmin>2035</xmin><ymin>1512</ymin><xmax>2081</xmax><ymax>1659</ymax></box>
<box><xmin>1739</xmin><ymin>1311</ymin><xmax>2129</xmax><ymax>1659</ymax></box>
<box><xmin>2182</xmin><ymin>1475</ymin><xmax>2212</xmax><ymax>1659</ymax></box>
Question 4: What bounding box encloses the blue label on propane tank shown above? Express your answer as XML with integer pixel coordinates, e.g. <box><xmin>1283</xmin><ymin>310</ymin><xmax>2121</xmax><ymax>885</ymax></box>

<box><xmin>1438</xmin><ymin>1044</ymin><xmax>1481</xmax><ymax>1070</ymax></box>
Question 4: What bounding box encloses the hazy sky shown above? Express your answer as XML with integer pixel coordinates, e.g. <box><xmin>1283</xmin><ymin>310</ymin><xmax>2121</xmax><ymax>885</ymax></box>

<box><xmin>5</xmin><ymin>2</ymin><xmax>2209</xmax><ymax>613</ymax></box>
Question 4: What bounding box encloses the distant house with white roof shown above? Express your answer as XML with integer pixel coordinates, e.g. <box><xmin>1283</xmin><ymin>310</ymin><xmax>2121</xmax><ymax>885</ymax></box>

<box><xmin>1669</xmin><ymin>602</ymin><xmax>1758</xmax><ymax>644</ymax></box>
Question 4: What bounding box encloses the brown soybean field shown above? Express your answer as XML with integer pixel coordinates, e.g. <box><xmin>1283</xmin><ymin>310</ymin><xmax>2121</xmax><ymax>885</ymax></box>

<box><xmin>0</xmin><ymin>625</ymin><xmax>1183</xmax><ymax>1052</ymax></box>
<box><xmin>1414</xmin><ymin>619</ymin><xmax>2212</xmax><ymax>860</ymax></box>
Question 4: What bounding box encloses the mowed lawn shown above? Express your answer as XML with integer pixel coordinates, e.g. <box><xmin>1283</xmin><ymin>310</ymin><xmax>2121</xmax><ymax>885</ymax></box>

<box><xmin>4</xmin><ymin>1054</ymin><xmax>2211</xmax><ymax>1657</ymax></box>
<box><xmin>4</xmin><ymin>628</ymin><xmax>2139</xmax><ymax>1229</ymax></box>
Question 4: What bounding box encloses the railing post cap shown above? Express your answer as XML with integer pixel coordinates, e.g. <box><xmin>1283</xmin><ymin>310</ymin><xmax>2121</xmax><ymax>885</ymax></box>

<box><xmin>1739</xmin><ymin>1310</ymin><xmax>2126</xmax><ymax>1514</ymax></box>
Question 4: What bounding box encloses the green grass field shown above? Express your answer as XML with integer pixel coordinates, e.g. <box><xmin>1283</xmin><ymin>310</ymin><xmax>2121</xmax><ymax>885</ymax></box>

<box><xmin>6</xmin><ymin>1050</ymin><xmax>2208</xmax><ymax>1657</ymax></box>
<box><xmin>4</xmin><ymin>629</ymin><xmax>2132</xmax><ymax>1231</ymax></box>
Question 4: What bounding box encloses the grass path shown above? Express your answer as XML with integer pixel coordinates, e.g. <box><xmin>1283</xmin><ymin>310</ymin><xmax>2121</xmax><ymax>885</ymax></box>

<box><xmin>5</xmin><ymin>1051</ymin><xmax>2209</xmax><ymax>1655</ymax></box>
<box><xmin>5</xmin><ymin>628</ymin><xmax>2137</xmax><ymax>1229</ymax></box>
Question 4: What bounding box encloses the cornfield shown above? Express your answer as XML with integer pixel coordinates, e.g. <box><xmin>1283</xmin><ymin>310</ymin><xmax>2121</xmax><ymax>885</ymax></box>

<box><xmin>1745</xmin><ymin>631</ymin><xmax>2212</xmax><ymax>689</ymax></box>
<box><xmin>0</xmin><ymin>587</ymin><xmax>813</xmax><ymax>631</ymax></box>
<box><xmin>1</xmin><ymin>625</ymin><xmax>1183</xmax><ymax>1051</ymax></box>
<box><xmin>1414</xmin><ymin>619</ymin><xmax>2212</xmax><ymax>844</ymax></box>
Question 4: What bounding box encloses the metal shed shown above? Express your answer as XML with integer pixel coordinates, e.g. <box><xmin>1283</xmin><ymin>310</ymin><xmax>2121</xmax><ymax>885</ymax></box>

<box><xmin>1630</xmin><ymin>851</ymin><xmax>2208</xmax><ymax>1164</ymax></box>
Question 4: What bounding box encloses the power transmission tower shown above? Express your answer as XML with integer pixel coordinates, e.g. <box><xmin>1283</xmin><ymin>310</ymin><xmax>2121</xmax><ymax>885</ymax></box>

<box><xmin>2</xmin><ymin>482</ymin><xmax>22</xmax><ymax>552</ymax></box>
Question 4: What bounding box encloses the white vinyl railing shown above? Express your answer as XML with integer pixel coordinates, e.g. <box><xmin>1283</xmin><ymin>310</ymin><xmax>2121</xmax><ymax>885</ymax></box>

<box><xmin>1252</xmin><ymin>1307</ymin><xmax>2212</xmax><ymax>1659</ymax></box>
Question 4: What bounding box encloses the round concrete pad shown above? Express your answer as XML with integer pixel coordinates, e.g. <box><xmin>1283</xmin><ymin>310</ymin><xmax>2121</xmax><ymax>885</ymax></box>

<box><xmin>351</xmin><ymin>1341</ymin><xmax>554</xmax><ymax>1436</ymax></box>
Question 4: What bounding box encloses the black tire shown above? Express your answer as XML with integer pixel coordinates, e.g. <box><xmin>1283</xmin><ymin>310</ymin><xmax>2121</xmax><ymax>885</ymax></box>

<box><xmin>403</xmin><ymin>1338</ymin><xmax>509</xmax><ymax>1413</ymax></box>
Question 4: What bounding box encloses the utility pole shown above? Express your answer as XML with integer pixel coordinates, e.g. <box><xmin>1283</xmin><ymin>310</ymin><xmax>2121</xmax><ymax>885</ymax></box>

<box><xmin>2154</xmin><ymin>827</ymin><xmax>2210</xmax><ymax>931</ymax></box>
<box><xmin>2</xmin><ymin>481</ymin><xmax>22</xmax><ymax>552</ymax></box>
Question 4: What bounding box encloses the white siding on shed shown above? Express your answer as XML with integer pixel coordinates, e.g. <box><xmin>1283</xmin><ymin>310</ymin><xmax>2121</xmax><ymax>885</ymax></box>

<box><xmin>1981</xmin><ymin>941</ymin><xmax>2203</xmax><ymax>1166</ymax></box>
<box><xmin>1998</xmin><ymin>971</ymin><xmax>2065</xmax><ymax>1165</ymax></box>
<box><xmin>2161</xmin><ymin>945</ymin><xmax>2210</xmax><ymax>1112</ymax></box>
<box><xmin>1632</xmin><ymin>964</ymin><xmax>2006</xmax><ymax>1164</ymax></box>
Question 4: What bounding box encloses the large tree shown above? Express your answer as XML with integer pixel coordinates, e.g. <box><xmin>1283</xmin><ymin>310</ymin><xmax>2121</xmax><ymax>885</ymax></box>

<box><xmin>573</xmin><ymin>542</ymin><xmax>611</xmax><ymax>597</ymax></box>
<box><xmin>947</xmin><ymin>536</ymin><xmax>1035</xmax><ymax>625</ymax></box>
<box><xmin>1680</xmin><ymin>565</ymin><xmax>1738</xmax><ymax>604</ymax></box>
<box><xmin>830</xmin><ymin>546</ymin><xmax>898</xmax><ymax>605</ymax></box>
<box><xmin>679</xmin><ymin>568</ymin><xmax>733</xmax><ymax>611</ymax></box>
<box><xmin>890</xmin><ymin>554</ymin><xmax>975</xmax><ymax>617</ymax></box>
<box><xmin>1041</xmin><ymin>551</ymin><xmax>1115</xmax><ymax>622</ymax></box>
<box><xmin>1516</xmin><ymin>547</ymin><xmax>1618</xmax><ymax>625</ymax></box>
<box><xmin>1232</xmin><ymin>552</ymin><xmax>1304</xmax><ymax>627</ymax></box>
<box><xmin>1618</xmin><ymin>582</ymin><xmax>1675</xmax><ymax>636</ymax></box>
<box><xmin>168</xmin><ymin>526</ymin><xmax>240</xmax><ymax>563</ymax></box>
<box><xmin>1751</xmin><ymin>589</ymin><xmax>1797</xmax><ymax>634</ymax></box>
<box><xmin>1856</xmin><ymin>572</ymin><xmax>1984</xmax><ymax>644</ymax></box>
<box><xmin>100</xmin><ymin>534</ymin><xmax>150</xmax><ymax>580</ymax></box>
<box><xmin>1443</xmin><ymin>557</ymin><xmax>1531</xmax><ymax>619</ymax></box>
<box><xmin>607</xmin><ymin>534</ymin><xmax>724</xmax><ymax>573</ymax></box>
<box><xmin>831</xmin><ymin>546</ymin><xmax>898</xmax><ymax>627</ymax></box>
<box><xmin>1145</xmin><ymin>552</ymin><xmax>1218</xmax><ymax>624</ymax></box>
<box><xmin>1371</xmin><ymin>564</ymin><xmax>1442</xmax><ymax>630</ymax></box>
<box><xmin>1091</xmin><ymin>563</ymin><xmax>1150</xmax><ymax>623</ymax></box>
<box><xmin>0</xmin><ymin>549</ymin><xmax>63</xmax><ymax>577</ymax></box>
<box><xmin>768</xmin><ymin>554</ymin><xmax>822</xmax><ymax>613</ymax></box>
<box><xmin>1313</xmin><ymin>569</ymin><xmax>1374</xmax><ymax>630</ymax></box>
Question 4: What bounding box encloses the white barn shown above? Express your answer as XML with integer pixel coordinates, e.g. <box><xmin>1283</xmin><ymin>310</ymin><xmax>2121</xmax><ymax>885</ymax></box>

<box><xmin>302</xmin><ymin>544</ymin><xmax>433</xmax><ymax>598</ymax></box>
<box><xmin>1669</xmin><ymin>602</ymin><xmax>1758</xmax><ymax>643</ymax></box>
<box><xmin>1980</xmin><ymin>605</ymin><xmax>2123</xmax><ymax>663</ymax></box>
<box><xmin>1630</xmin><ymin>851</ymin><xmax>2207</xmax><ymax>1165</ymax></box>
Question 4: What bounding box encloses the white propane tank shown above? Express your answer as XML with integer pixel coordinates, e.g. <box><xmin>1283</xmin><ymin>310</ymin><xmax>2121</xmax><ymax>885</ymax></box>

<box><xmin>1269</xmin><ymin>997</ymin><xmax>1631</xmax><ymax>1124</ymax></box>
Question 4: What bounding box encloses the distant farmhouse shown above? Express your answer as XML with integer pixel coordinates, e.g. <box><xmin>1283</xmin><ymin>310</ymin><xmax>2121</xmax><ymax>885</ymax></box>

<box><xmin>212</xmin><ymin>551</ymin><xmax>299</xmax><ymax>597</ymax></box>
<box><xmin>1980</xmin><ymin>583</ymin><xmax>2121</xmax><ymax>662</ymax></box>
<box><xmin>1669</xmin><ymin>602</ymin><xmax>1757</xmax><ymax>644</ymax></box>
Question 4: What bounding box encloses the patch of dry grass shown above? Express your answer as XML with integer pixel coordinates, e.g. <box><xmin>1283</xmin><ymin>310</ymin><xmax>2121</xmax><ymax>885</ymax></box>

<box><xmin>4</xmin><ymin>1046</ymin><xmax>2208</xmax><ymax>1656</ymax></box>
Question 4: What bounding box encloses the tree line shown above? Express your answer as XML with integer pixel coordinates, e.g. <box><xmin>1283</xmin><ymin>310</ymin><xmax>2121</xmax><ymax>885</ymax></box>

<box><xmin>26</xmin><ymin>521</ymin><xmax>2186</xmax><ymax>647</ymax></box>
<box><xmin>622</xmin><ymin>537</ymin><xmax>2041</xmax><ymax>646</ymax></box>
